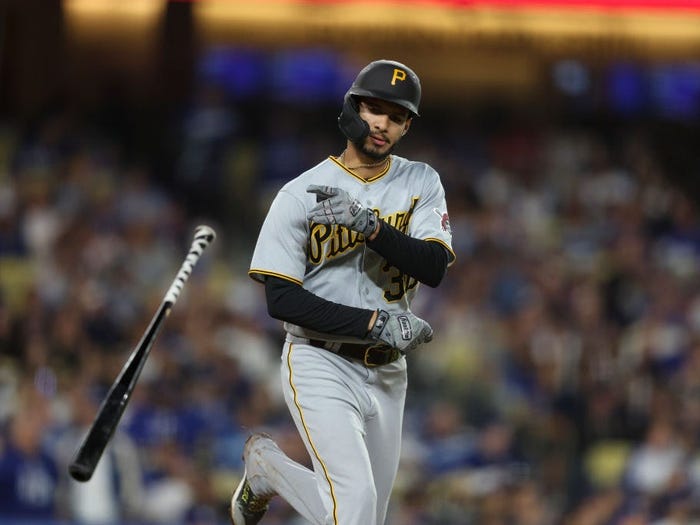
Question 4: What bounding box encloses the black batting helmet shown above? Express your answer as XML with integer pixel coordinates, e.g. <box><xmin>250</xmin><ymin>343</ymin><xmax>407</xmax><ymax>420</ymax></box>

<box><xmin>338</xmin><ymin>59</ymin><xmax>421</xmax><ymax>143</ymax></box>
<box><xmin>348</xmin><ymin>59</ymin><xmax>421</xmax><ymax>116</ymax></box>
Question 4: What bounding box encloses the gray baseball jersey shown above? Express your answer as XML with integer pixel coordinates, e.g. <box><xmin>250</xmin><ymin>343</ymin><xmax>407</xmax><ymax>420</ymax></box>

<box><xmin>249</xmin><ymin>154</ymin><xmax>454</xmax><ymax>342</ymax></box>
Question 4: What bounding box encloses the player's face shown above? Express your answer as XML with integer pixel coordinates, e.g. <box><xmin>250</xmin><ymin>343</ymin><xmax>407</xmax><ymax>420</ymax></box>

<box><xmin>356</xmin><ymin>97</ymin><xmax>411</xmax><ymax>160</ymax></box>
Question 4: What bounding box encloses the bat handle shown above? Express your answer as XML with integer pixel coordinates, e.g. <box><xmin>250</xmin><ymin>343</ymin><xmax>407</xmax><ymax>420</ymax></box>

<box><xmin>164</xmin><ymin>225</ymin><xmax>216</xmax><ymax>304</ymax></box>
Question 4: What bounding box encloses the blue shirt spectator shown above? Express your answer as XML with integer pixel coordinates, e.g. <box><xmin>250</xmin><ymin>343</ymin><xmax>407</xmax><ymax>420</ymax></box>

<box><xmin>0</xmin><ymin>414</ymin><xmax>59</xmax><ymax>520</ymax></box>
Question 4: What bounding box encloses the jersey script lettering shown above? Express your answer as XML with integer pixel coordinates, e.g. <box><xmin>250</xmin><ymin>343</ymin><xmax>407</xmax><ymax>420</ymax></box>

<box><xmin>307</xmin><ymin>197</ymin><xmax>420</xmax><ymax>302</ymax></box>
<box><xmin>307</xmin><ymin>197</ymin><xmax>419</xmax><ymax>264</ymax></box>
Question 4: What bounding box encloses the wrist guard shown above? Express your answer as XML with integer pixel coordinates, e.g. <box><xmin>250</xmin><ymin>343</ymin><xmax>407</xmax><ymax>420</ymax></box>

<box><xmin>368</xmin><ymin>309</ymin><xmax>390</xmax><ymax>340</ymax></box>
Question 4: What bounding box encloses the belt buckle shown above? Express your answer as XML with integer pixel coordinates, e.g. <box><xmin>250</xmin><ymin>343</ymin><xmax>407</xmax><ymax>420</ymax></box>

<box><xmin>363</xmin><ymin>344</ymin><xmax>393</xmax><ymax>367</ymax></box>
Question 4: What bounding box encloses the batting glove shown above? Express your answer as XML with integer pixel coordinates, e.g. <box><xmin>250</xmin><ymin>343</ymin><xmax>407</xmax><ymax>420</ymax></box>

<box><xmin>306</xmin><ymin>185</ymin><xmax>378</xmax><ymax>237</ymax></box>
<box><xmin>368</xmin><ymin>309</ymin><xmax>434</xmax><ymax>353</ymax></box>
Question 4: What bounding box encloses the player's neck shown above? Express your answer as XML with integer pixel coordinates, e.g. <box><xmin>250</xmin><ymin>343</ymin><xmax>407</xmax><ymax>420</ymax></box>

<box><xmin>339</xmin><ymin>148</ymin><xmax>389</xmax><ymax>180</ymax></box>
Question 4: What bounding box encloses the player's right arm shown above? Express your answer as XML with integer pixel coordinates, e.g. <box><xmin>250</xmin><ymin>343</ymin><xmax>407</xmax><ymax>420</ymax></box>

<box><xmin>265</xmin><ymin>277</ymin><xmax>432</xmax><ymax>353</ymax></box>
<box><xmin>265</xmin><ymin>276</ymin><xmax>375</xmax><ymax>337</ymax></box>
<box><xmin>250</xmin><ymin>188</ymin><xmax>375</xmax><ymax>337</ymax></box>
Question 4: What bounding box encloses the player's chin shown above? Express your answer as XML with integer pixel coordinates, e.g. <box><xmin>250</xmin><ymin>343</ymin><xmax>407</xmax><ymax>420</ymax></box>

<box><xmin>362</xmin><ymin>141</ymin><xmax>393</xmax><ymax>160</ymax></box>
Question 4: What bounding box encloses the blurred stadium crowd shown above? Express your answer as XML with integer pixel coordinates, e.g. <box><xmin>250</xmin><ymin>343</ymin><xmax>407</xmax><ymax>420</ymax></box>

<box><xmin>2</xmin><ymin>83</ymin><xmax>700</xmax><ymax>525</ymax></box>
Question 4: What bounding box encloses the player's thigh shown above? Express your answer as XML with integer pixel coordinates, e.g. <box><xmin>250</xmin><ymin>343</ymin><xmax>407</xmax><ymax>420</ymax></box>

<box><xmin>281</xmin><ymin>343</ymin><xmax>372</xmax><ymax>462</ymax></box>
<box><xmin>281</xmin><ymin>344</ymin><xmax>378</xmax><ymax>522</ymax></box>
<box><xmin>364</xmin><ymin>360</ymin><xmax>408</xmax><ymax>523</ymax></box>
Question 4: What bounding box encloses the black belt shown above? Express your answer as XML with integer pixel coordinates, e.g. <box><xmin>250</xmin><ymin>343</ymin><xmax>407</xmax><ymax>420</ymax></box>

<box><xmin>309</xmin><ymin>339</ymin><xmax>402</xmax><ymax>367</ymax></box>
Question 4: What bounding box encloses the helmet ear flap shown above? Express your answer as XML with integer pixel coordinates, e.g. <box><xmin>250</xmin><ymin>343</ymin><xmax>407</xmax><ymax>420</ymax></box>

<box><xmin>338</xmin><ymin>95</ymin><xmax>369</xmax><ymax>144</ymax></box>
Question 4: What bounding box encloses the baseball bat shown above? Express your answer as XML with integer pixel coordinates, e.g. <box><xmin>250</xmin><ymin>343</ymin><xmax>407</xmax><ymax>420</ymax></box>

<box><xmin>68</xmin><ymin>225</ymin><xmax>216</xmax><ymax>482</ymax></box>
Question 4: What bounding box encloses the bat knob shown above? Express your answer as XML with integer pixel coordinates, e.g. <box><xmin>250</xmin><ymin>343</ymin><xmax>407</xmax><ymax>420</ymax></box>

<box><xmin>194</xmin><ymin>225</ymin><xmax>217</xmax><ymax>243</ymax></box>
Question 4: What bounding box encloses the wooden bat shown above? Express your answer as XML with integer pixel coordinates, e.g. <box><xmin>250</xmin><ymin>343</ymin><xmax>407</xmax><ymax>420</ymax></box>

<box><xmin>68</xmin><ymin>225</ymin><xmax>216</xmax><ymax>482</ymax></box>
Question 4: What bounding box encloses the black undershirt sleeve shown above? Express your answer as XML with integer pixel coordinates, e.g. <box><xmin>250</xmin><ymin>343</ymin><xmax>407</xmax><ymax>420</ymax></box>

<box><xmin>367</xmin><ymin>220</ymin><xmax>450</xmax><ymax>287</ymax></box>
<box><xmin>265</xmin><ymin>276</ymin><xmax>374</xmax><ymax>338</ymax></box>
<box><xmin>263</xmin><ymin>222</ymin><xmax>450</xmax><ymax>336</ymax></box>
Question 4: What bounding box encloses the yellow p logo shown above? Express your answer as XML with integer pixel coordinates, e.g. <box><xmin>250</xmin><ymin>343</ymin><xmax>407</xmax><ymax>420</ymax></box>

<box><xmin>391</xmin><ymin>68</ymin><xmax>406</xmax><ymax>86</ymax></box>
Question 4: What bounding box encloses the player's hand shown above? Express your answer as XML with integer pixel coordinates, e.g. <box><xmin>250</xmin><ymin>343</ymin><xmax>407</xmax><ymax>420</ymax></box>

<box><xmin>306</xmin><ymin>185</ymin><xmax>378</xmax><ymax>238</ymax></box>
<box><xmin>368</xmin><ymin>309</ymin><xmax>434</xmax><ymax>353</ymax></box>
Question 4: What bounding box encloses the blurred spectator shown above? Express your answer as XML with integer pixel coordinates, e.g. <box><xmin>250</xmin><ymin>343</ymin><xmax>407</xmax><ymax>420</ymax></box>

<box><xmin>420</xmin><ymin>399</ymin><xmax>476</xmax><ymax>476</ymax></box>
<box><xmin>458</xmin><ymin>419</ymin><xmax>528</xmax><ymax>496</ymax></box>
<box><xmin>0</xmin><ymin>386</ymin><xmax>59</xmax><ymax>520</ymax></box>
<box><xmin>139</xmin><ymin>440</ymin><xmax>197</xmax><ymax>524</ymax></box>
<box><xmin>175</xmin><ymin>81</ymin><xmax>239</xmax><ymax>217</ymax></box>
<box><xmin>0</xmin><ymin>181</ymin><xmax>26</xmax><ymax>256</ymax></box>
<box><xmin>622</xmin><ymin>417</ymin><xmax>687</xmax><ymax>497</ymax></box>
<box><xmin>54</xmin><ymin>382</ymin><xmax>145</xmax><ymax>524</ymax></box>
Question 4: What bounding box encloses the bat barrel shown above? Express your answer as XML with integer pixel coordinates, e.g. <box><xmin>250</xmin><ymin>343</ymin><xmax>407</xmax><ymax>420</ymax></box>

<box><xmin>68</xmin><ymin>462</ymin><xmax>93</xmax><ymax>482</ymax></box>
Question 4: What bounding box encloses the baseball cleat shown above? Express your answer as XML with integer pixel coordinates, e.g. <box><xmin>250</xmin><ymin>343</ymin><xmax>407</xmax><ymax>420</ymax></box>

<box><xmin>230</xmin><ymin>469</ymin><xmax>270</xmax><ymax>525</ymax></box>
<box><xmin>230</xmin><ymin>434</ymin><xmax>275</xmax><ymax>525</ymax></box>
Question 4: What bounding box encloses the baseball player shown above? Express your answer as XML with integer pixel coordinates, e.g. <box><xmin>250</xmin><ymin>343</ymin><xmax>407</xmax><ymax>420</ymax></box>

<box><xmin>231</xmin><ymin>59</ymin><xmax>455</xmax><ymax>525</ymax></box>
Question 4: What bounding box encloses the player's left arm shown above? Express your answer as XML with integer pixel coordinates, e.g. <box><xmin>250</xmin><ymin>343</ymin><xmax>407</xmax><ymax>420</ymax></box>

<box><xmin>368</xmin><ymin>167</ymin><xmax>454</xmax><ymax>287</ymax></box>
<box><xmin>305</xmin><ymin>169</ymin><xmax>454</xmax><ymax>287</ymax></box>
<box><xmin>304</xmin><ymin>183</ymin><xmax>449</xmax><ymax>287</ymax></box>
<box><xmin>365</xmin><ymin>224</ymin><xmax>450</xmax><ymax>287</ymax></box>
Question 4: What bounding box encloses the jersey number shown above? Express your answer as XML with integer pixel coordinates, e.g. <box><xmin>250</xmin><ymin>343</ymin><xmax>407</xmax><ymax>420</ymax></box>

<box><xmin>383</xmin><ymin>263</ymin><xmax>418</xmax><ymax>302</ymax></box>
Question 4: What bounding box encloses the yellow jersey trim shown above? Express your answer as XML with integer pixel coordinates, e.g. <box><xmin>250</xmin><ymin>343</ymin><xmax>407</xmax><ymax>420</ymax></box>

<box><xmin>248</xmin><ymin>269</ymin><xmax>303</xmax><ymax>286</ymax></box>
<box><xmin>424</xmin><ymin>238</ymin><xmax>457</xmax><ymax>265</ymax></box>
<box><xmin>329</xmin><ymin>155</ymin><xmax>392</xmax><ymax>183</ymax></box>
